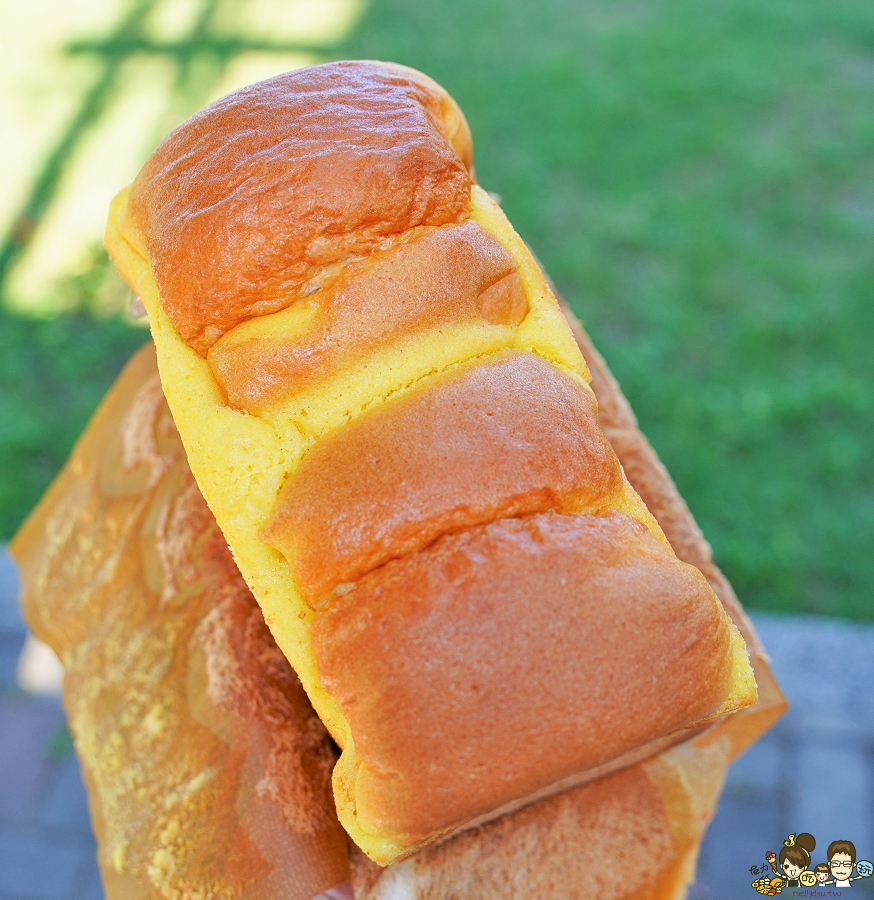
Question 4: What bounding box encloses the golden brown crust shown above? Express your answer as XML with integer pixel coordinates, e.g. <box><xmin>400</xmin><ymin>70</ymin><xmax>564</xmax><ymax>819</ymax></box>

<box><xmin>207</xmin><ymin>221</ymin><xmax>527</xmax><ymax>414</ymax></box>
<box><xmin>128</xmin><ymin>61</ymin><xmax>474</xmax><ymax>353</ymax></box>
<box><xmin>313</xmin><ymin>509</ymin><xmax>733</xmax><ymax>839</ymax></box>
<box><xmin>263</xmin><ymin>352</ymin><xmax>623</xmax><ymax>600</ymax></box>
<box><xmin>12</xmin><ymin>344</ymin><xmax>350</xmax><ymax>900</ymax></box>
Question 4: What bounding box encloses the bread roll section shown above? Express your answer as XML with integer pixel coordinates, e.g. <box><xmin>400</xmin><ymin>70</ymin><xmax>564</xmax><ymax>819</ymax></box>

<box><xmin>128</xmin><ymin>63</ymin><xmax>474</xmax><ymax>353</ymax></box>
<box><xmin>207</xmin><ymin>221</ymin><xmax>528</xmax><ymax>414</ymax></box>
<box><xmin>106</xmin><ymin>60</ymin><xmax>757</xmax><ymax>863</ymax></box>
<box><xmin>262</xmin><ymin>351</ymin><xmax>623</xmax><ymax>601</ymax></box>
<box><xmin>314</xmin><ymin>510</ymin><xmax>733</xmax><ymax>840</ymax></box>
<box><xmin>351</xmin><ymin>737</ymin><xmax>736</xmax><ymax>900</ymax></box>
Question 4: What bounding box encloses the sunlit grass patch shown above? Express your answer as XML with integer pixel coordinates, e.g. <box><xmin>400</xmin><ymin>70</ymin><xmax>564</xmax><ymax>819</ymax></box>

<box><xmin>0</xmin><ymin>0</ymin><xmax>366</xmax><ymax>315</ymax></box>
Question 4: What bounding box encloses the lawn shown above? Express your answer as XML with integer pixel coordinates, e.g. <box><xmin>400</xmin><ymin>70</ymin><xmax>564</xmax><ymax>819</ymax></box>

<box><xmin>2</xmin><ymin>0</ymin><xmax>872</xmax><ymax>618</ymax></box>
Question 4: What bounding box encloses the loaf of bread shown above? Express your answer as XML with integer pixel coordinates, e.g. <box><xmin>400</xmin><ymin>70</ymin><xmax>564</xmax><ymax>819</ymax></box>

<box><xmin>104</xmin><ymin>60</ymin><xmax>757</xmax><ymax>863</ymax></box>
<box><xmin>13</xmin><ymin>328</ymin><xmax>785</xmax><ymax>900</ymax></box>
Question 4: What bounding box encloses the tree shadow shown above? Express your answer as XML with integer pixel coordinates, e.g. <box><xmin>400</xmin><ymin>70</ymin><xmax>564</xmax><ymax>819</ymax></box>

<box><xmin>0</xmin><ymin>0</ymin><xmax>364</xmax><ymax>307</ymax></box>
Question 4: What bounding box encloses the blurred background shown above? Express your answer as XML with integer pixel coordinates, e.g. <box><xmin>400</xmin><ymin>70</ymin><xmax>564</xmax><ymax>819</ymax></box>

<box><xmin>1</xmin><ymin>0</ymin><xmax>872</xmax><ymax>897</ymax></box>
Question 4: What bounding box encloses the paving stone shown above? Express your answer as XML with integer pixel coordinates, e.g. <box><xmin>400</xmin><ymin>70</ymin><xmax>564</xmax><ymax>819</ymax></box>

<box><xmin>0</xmin><ymin>699</ymin><xmax>65</xmax><ymax>825</ymax></box>
<box><xmin>0</xmin><ymin>547</ymin><xmax>26</xmax><ymax>694</ymax></box>
<box><xmin>0</xmin><ymin>629</ymin><xmax>27</xmax><ymax>692</ymax></box>
<box><xmin>694</xmin><ymin>785</ymin><xmax>784</xmax><ymax>900</ymax></box>
<box><xmin>0</xmin><ymin>546</ymin><xmax>23</xmax><ymax>632</ymax></box>
<box><xmin>0</xmin><ymin>831</ymin><xmax>81</xmax><ymax>900</ymax></box>
<box><xmin>793</xmin><ymin>737</ymin><xmax>873</xmax><ymax>870</ymax></box>
<box><xmin>723</xmin><ymin>733</ymin><xmax>782</xmax><ymax>798</ymax></box>
<box><xmin>753</xmin><ymin>613</ymin><xmax>874</xmax><ymax>739</ymax></box>
<box><xmin>67</xmin><ymin>829</ymin><xmax>102</xmax><ymax>900</ymax></box>
<box><xmin>76</xmin><ymin>865</ymin><xmax>106</xmax><ymax>900</ymax></box>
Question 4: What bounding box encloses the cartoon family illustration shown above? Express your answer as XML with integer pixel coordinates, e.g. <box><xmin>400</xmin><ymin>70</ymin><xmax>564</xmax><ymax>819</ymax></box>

<box><xmin>750</xmin><ymin>833</ymin><xmax>873</xmax><ymax>894</ymax></box>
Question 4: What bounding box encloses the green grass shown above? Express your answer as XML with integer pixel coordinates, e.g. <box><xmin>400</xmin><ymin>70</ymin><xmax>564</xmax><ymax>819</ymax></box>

<box><xmin>2</xmin><ymin>0</ymin><xmax>873</xmax><ymax>618</ymax></box>
<box><xmin>0</xmin><ymin>253</ymin><xmax>147</xmax><ymax>538</ymax></box>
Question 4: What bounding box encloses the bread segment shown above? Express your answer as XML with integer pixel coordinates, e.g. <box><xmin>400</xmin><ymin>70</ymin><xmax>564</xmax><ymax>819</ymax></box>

<box><xmin>128</xmin><ymin>62</ymin><xmax>474</xmax><ymax>353</ymax></box>
<box><xmin>207</xmin><ymin>221</ymin><xmax>527</xmax><ymax>415</ymax></box>
<box><xmin>263</xmin><ymin>351</ymin><xmax>623</xmax><ymax>602</ymax></box>
<box><xmin>105</xmin><ymin>60</ymin><xmax>756</xmax><ymax>864</ymax></box>
<box><xmin>351</xmin><ymin>736</ymin><xmax>736</xmax><ymax>900</ymax></box>
<box><xmin>314</xmin><ymin>510</ymin><xmax>733</xmax><ymax>841</ymax></box>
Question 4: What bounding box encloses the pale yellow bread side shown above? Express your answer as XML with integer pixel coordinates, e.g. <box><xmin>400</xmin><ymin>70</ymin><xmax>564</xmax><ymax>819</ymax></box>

<box><xmin>106</xmin><ymin>182</ymin><xmax>756</xmax><ymax>864</ymax></box>
<box><xmin>105</xmin><ymin>193</ymin><xmax>341</xmax><ymax>733</ymax></box>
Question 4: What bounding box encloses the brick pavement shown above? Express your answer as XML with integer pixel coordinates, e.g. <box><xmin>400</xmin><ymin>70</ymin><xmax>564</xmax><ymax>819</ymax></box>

<box><xmin>1</xmin><ymin>545</ymin><xmax>872</xmax><ymax>900</ymax></box>
<box><xmin>692</xmin><ymin>615</ymin><xmax>874</xmax><ymax>900</ymax></box>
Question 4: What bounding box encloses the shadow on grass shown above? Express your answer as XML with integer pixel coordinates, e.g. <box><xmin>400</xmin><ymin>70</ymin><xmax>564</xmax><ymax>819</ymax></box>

<box><xmin>0</xmin><ymin>0</ymin><xmax>368</xmax><ymax>538</ymax></box>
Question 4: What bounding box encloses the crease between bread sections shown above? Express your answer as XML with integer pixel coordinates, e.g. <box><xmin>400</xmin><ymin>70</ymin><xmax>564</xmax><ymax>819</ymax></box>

<box><xmin>104</xmin><ymin>59</ymin><xmax>757</xmax><ymax>864</ymax></box>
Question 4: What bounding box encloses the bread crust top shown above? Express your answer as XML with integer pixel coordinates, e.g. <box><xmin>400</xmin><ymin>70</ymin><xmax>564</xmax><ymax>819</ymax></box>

<box><xmin>128</xmin><ymin>61</ymin><xmax>474</xmax><ymax>353</ymax></box>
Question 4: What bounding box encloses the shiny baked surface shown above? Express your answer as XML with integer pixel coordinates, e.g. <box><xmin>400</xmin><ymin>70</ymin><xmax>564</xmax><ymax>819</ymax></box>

<box><xmin>128</xmin><ymin>61</ymin><xmax>474</xmax><ymax>353</ymax></box>
<box><xmin>263</xmin><ymin>351</ymin><xmax>623</xmax><ymax>601</ymax></box>
<box><xmin>315</xmin><ymin>510</ymin><xmax>732</xmax><ymax>838</ymax></box>
<box><xmin>208</xmin><ymin>221</ymin><xmax>528</xmax><ymax>415</ymax></box>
